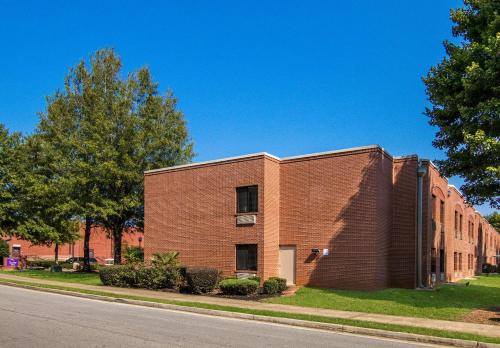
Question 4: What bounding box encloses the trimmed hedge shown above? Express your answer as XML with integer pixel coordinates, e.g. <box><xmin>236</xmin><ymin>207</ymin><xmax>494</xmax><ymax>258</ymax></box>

<box><xmin>219</xmin><ymin>278</ymin><xmax>259</xmax><ymax>295</ymax></box>
<box><xmin>99</xmin><ymin>266</ymin><xmax>133</xmax><ymax>287</ymax></box>
<box><xmin>26</xmin><ymin>259</ymin><xmax>54</xmax><ymax>269</ymax></box>
<box><xmin>99</xmin><ymin>264</ymin><xmax>180</xmax><ymax>290</ymax></box>
<box><xmin>263</xmin><ymin>277</ymin><xmax>287</xmax><ymax>295</ymax></box>
<box><xmin>185</xmin><ymin>267</ymin><xmax>220</xmax><ymax>294</ymax></box>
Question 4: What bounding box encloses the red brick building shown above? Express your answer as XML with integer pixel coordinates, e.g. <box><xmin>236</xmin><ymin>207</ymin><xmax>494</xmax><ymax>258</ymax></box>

<box><xmin>144</xmin><ymin>145</ymin><xmax>499</xmax><ymax>290</ymax></box>
<box><xmin>2</xmin><ymin>226</ymin><xmax>143</xmax><ymax>264</ymax></box>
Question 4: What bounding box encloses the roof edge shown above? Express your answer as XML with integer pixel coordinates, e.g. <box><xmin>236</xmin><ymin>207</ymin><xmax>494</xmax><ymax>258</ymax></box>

<box><xmin>280</xmin><ymin>145</ymin><xmax>387</xmax><ymax>161</ymax></box>
<box><xmin>145</xmin><ymin>145</ymin><xmax>413</xmax><ymax>175</ymax></box>
<box><xmin>144</xmin><ymin>152</ymin><xmax>279</xmax><ymax>175</ymax></box>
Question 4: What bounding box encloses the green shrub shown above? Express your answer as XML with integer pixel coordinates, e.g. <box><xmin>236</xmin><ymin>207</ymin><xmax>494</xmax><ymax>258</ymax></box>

<box><xmin>0</xmin><ymin>239</ymin><xmax>9</xmax><ymax>258</ymax></box>
<box><xmin>136</xmin><ymin>265</ymin><xmax>180</xmax><ymax>289</ymax></box>
<box><xmin>186</xmin><ymin>267</ymin><xmax>220</xmax><ymax>294</ymax></box>
<box><xmin>99</xmin><ymin>266</ymin><xmax>134</xmax><ymax>287</ymax></box>
<box><xmin>26</xmin><ymin>259</ymin><xmax>54</xmax><ymax>269</ymax></box>
<box><xmin>248</xmin><ymin>276</ymin><xmax>260</xmax><ymax>283</ymax></box>
<box><xmin>219</xmin><ymin>278</ymin><xmax>259</xmax><ymax>295</ymax></box>
<box><xmin>99</xmin><ymin>264</ymin><xmax>180</xmax><ymax>289</ymax></box>
<box><xmin>124</xmin><ymin>246</ymin><xmax>144</xmax><ymax>264</ymax></box>
<box><xmin>263</xmin><ymin>277</ymin><xmax>287</xmax><ymax>295</ymax></box>
<box><xmin>151</xmin><ymin>251</ymin><xmax>180</xmax><ymax>268</ymax></box>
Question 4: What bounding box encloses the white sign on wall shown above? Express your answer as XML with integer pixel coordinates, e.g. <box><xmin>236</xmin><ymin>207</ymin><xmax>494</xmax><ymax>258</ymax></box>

<box><xmin>323</xmin><ymin>248</ymin><xmax>329</xmax><ymax>256</ymax></box>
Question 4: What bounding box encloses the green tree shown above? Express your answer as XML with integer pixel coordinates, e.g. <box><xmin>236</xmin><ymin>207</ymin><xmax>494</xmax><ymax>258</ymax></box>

<box><xmin>486</xmin><ymin>211</ymin><xmax>500</xmax><ymax>231</ymax></box>
<box><xmin>98</xmin><ymin>55</ymin><xmax>193</xmax><ymax>264</ymax></box>
<box><xmin>1</xmin><ymin>124</ymin><xmax>79</xmax><ymax>262</ymax></box>
<box><xmin>36</xmin><ymin>52</ymin><xmax>121</xmax><ymax>270</ymax></box>
<box><xmin>0</xmin><ymin>124</ymin><xmax>22</xmax><ymax>233</ymax></box>
<box><xmin>0</xmin><ymin>239</ymin><xmax>9</xmax><ymax>258</ymax></box>
<box><xmin>37</xmin><ymin>49</ymin><xmax>193</xmax><ymax>267</ymax></box>
<box><xmin>423</xmin><ymin>0</ymin><xmax>499</xmax><ymax>208</ymax></box>
<box><xmin>7</xmin><ymin>137</ymin><xmax>79</xmax><ymax>263</ymax></box>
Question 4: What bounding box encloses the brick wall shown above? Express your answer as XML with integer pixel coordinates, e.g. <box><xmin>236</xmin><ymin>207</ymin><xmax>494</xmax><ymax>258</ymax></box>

<box><xmin>390</xmin><ymin>157</ymin><xmax>417</xmax><ymax>288</ymax></box>
<box><xmin>144</xmin><ymin>146</ymin><xmax>496</xmax><ymax>290</ymax></box>
<box><xmin>278</xmin><ymin>148</ymin><xmax>391</xmax><ymax>290</ymax></box>
<box><xmin>4</xmin><ymin>226</ymin><xmax>142</xmax><ymax>264</ymax></box>
<box><xmin>144</xmin><ymin>156</ymin><xmax>267</xmax><ymax>279</ymax></box>
<box><xmin>263</xmin><ymin>157</ymin><xmax>280</xmax><ymax>280</ymax></box>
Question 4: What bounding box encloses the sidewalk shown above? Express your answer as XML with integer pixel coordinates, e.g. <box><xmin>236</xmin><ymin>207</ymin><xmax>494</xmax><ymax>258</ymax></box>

<box><xmin>0</xmin><ymin>273</ymin><xmax>498</xmax><ymax>339</ymax></box>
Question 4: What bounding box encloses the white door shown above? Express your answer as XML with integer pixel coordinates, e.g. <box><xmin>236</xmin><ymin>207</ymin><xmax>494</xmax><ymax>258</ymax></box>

<box><xmin>279</xmin><ymin>246</ymin><xmax>296</xmax><ymax>285</ymax></box>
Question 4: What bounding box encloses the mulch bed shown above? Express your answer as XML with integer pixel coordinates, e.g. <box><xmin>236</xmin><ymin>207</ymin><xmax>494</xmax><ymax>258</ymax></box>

<box><xmin>209</xmin><ymin>292</ymin><xmax>278</xmax><ymax>301</ymax></box>
<box><xmin>463</xmin><ymin>307</ymin><xmax>500</xmax><ymax>326</ymax></box>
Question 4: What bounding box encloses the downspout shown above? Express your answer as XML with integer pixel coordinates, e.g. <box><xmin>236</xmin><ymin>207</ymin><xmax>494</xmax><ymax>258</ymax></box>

<box><xmin>416</xmin><ymin>160</ymin><xmax>427</xmax><ymax>288</ymax></box>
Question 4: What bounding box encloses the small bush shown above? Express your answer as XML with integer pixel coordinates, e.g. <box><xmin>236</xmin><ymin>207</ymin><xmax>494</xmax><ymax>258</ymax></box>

<box><xmin>219</xmin><ymin>278</ymin><xmax>259</xmax><ymax>296</ymax></box>
<box><xmin>26</xmin><ymin>259</ymin><xmax>54</xmax><ymax>269</ymax></box>
<box><xmin>263</xmin><ymin>277</ymin><xmax>287</xmax><ymax>295</ymax></box>
<box><xmin>124</xmin><ymin>246</ymin><xmax>144</xmax><ymax>264</ymax></box>
<box><xmin>151</xmin><ymin>252</ymin><xmax>180</xmax><ymax>268</ymax></box>
<box><xmin>248</xmin><ymin>276</ymin><xmax>260</xmax><ymax>283</ymax></box>
<box><xmin>186</xmin><ymin>267</ymin><xmax>220</xmax><ymax>294</ymax></box>
<box><xmin>99</xmin><ymin>266</ymin><xmax>133</xmax><ymax>287</ymax></box>
<box><xmin>99</xmin><ymin>264</ymin><xmax>180</xmax><ymax>289</ymax></box>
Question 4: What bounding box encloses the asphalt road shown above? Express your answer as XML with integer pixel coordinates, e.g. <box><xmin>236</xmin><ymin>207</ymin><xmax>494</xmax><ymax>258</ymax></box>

<box><xmin>0</xmin><ymin>285</ymin><xmax>441</xmax><ymax>348</ymax></box>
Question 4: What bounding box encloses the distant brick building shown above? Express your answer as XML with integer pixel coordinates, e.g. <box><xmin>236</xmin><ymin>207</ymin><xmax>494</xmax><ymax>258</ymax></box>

<box><xmin>144</xmin><ymin>145</ymin><xmax>499</xmax><ymax>290</ymax></box>
<box><xmin>2</xmin><ymin>225</ymin><xmax>143</xmax><ymax>264</ymax></box>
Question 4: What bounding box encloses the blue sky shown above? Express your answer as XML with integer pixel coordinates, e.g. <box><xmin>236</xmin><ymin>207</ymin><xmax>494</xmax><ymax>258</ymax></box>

<box><xmin>0</xmin><ymin>1</ymin><xmax>493</xmax><ymax>214</ymax></box>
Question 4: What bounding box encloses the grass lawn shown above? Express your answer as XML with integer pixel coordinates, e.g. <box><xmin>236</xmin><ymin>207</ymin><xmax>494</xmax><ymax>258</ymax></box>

<box><xmin>265</xmin><ymin>275</ymin><xmax>500</xmax><ymax>321</ymax></box>
<box><xmin>0</xmin><ymin>270</ymin><xmax>102</xmax><ymax>286</ymax></box>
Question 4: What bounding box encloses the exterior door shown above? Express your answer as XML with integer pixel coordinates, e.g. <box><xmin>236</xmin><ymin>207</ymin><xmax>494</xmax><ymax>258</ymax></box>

<box><xmin>279</xmin><ymin>246</ymin><xmax>296</xmax><ymax>285</ymax></box>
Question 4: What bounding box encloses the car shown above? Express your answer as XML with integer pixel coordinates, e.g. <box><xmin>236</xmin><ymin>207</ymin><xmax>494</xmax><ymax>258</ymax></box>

<box><xmin>64</xmin><ymin>257</ymin><xmax>97</xmax><ymax>265</ymax></box>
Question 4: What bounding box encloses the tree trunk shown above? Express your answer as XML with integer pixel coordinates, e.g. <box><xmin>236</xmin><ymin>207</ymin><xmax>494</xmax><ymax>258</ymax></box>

<box><xmin>83</xmin><ymin>217</ymin><xmax>92</xmax><ymax>272</ymax></box>
<box><xmin>54</xmin><ymin>243</ymin><xmax>59</xmax><ymax>264</ymax></box>
<box><xmin>113</xmin><ymin>225</ymin><xmax>123</xmax><ymax>265</ymax></box>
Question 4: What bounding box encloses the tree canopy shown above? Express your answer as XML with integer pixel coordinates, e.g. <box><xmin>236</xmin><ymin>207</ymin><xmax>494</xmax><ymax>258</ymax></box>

<box><xmin>0</xmin><ymin>123</ymin><xmax>79</xmax><ymax>253</ymax></box>
<box><xmin>36</xmin><ymin>49</ymin><xmax>193</xmax><ymax>266</ymax></box>
<box><xmin>0</xmin><ymin>124</ymin><xmax>21</xmax><ymax>233</ymax></box>
<box><xmin>423</xmin><ymin>0</ymin><xmax>499</xmax><ymax>208</ymax></box>
<box><xmin>486</xmin><ymin>211</ymin><xmax>500</xmax><ymax>232</ymax></box>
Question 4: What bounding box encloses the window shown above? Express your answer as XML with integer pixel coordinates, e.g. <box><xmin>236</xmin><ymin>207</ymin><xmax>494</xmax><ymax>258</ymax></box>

<box><xmin>454</xmin><ymin>252</ymin><xmax>458</xmax><ymax>271</ymax></box>
<box><xmin>459</xmin><ymin>253</ymin><xmax>462</xmax><ymax>271</ymax></box>
<box><xmin>459</xmin><ymin>214</ymin><xmax>463</xmax><ymax>239</ymax></box>
<box><xmin>236</xmin><ymin>244</ymin><xmax>257</xmax><ymax>271</ymax></box>
<box><xmin>439</xmin><ymin>249</ymin><xmax>445</xmax><ymax>274</ymax></box>
<box><xmin>440</xmin><ymin>201</ymin><xmax>445</xmax><ymax>224</ymax></box>
<box><xmin>454</xmin><ymin>211</ymin><xmax>459</xmax><ymax>238</ymax></box>
<box><xmin>431</xmin><ymin>248</ymin><xmax>436</xmax><ymax>273</ymax></box>
<box><xmin>236</xmin><ymin>186</ymin><xmax>258</xmax><ymax>213</ymax></box>
<box><xmin>431</xmin><ymin>195</ymin><xmax>436</xmax><ymax>220</ymax></box>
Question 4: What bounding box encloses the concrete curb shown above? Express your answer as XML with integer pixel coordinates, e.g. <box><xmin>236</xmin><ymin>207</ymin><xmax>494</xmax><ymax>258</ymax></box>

<box><xmin>0</xmin><ymin>281</ymin><xmax>498</xmax><ymax>348</ymax></box>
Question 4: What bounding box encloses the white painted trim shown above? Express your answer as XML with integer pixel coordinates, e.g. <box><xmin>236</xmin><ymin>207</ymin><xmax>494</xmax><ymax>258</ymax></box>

<box><xmin>145</xmin><ymin>145</ymin><xmax>397</xmax><ymax>175</ymax></box>
<box><xmin>448</xmin><ymin>184</ymin><xmax>464</xmax><ymax>198</ymax></box>
<box><xmin>144</xmin><ymin>152</ymin><xmax>279</xmax><ymax>174</ymax></box>
<box><xmin>280</xmin><ymin>145</ymin><xmax>387</xmax><ymax>161</ymax></box>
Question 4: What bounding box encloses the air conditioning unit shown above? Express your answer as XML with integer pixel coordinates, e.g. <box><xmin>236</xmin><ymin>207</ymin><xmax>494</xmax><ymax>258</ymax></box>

<box><xmin>236</xmin><ymin>215</ymin><xmax>256</xmax><ymax>225</ymax></box>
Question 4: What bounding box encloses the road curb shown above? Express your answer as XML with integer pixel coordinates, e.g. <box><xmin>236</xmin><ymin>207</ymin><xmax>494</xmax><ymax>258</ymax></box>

<box><xmin>0</xmin><ymin>281</ymin><xmax>498</xmax><ymax>348</ymax></box>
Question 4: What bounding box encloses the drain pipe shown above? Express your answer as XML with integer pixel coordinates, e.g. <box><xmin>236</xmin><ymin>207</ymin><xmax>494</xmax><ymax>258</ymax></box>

<box><xmin>416</xmin><ymin>161</ymin><xmax>427</xmax><ymax>289</ymax></box>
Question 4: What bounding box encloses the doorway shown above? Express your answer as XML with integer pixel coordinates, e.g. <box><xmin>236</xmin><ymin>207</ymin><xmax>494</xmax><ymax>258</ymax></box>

<box><xmin>279</xmin><ymin>246</ymin><xmax>296</xmax><ymax>285</ymax></box>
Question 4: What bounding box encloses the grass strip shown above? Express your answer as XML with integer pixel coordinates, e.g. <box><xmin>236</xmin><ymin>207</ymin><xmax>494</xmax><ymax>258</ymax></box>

<box><xmin>0</xmin><ymin>278</ymin><xmax>498</xmax><ymax>344</ymax></box>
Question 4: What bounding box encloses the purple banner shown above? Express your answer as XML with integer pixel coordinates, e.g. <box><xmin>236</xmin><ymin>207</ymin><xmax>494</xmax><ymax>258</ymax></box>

<box><xmin>6</xmin><ymin>258</ymin><xmax>18</xmax><ymax>267</ymax></box>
